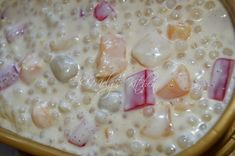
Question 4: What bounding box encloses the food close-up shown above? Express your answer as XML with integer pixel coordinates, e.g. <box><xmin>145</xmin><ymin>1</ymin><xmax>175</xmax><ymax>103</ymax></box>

<box><xmin>0</xmin><ymin>0</ymin><xmax>234</xmax><ymax>156</ymax></box>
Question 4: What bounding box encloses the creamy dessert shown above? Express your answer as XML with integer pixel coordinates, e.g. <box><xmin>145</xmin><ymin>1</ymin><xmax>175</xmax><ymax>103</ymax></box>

<box><xmin>0</xmin><ymin>0</ymin><xmax>234</xmax><ymax>156</ymax></box>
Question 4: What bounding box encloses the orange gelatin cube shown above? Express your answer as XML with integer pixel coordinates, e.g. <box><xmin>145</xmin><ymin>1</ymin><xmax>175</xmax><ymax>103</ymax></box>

<box><xmin>96</xmin><ymin>34</ymin><xmax>127</xmax><ymax>79</ymax></box>
<box><xmin>167</xmin><ymin>23</ymin><xmax>192</xmax><ymax>40</ymax></box>
<box><xmin>156</xmin><ymin>65</ymin><xmax>191</xmax><ymax>99</ymax></box>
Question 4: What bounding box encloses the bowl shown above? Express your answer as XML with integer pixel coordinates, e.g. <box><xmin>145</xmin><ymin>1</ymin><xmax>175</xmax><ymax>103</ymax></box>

<box><xmin>0</xmin><ymin>0</ymin><xmax>234</xmax><ymax>156</ymax></box>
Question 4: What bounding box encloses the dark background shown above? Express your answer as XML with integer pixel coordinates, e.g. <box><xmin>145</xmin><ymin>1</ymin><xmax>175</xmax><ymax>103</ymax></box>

<box><xmin>0</xmin><ymin>144</ymin><xmax>30</xmax><ymax>156</ymax></box>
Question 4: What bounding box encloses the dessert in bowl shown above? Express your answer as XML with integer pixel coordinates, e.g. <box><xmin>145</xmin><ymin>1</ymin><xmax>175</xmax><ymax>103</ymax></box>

<box><xmin>0</xmin><ymin>0</ymin><xmax>234</xmax><ymax>155</ymax></box>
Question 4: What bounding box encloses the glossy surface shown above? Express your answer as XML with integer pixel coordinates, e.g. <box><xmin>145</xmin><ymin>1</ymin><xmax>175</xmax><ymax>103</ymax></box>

<box><xmin>0</xmin><ymin>0</ymin><xmax>234</xmax><ymax>156</ymax></box>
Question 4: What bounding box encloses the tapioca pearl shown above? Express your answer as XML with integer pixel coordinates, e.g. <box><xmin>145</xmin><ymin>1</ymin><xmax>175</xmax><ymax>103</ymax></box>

<box><xmin>190</xmin><ymin>8</ymin><xmax>203</xmax><ymax>20</ymax></box>
<box><xmin>162</xmin><ymin>60</ymin><xmax>174</xmax><ymax>70</ymax></box>
<box><xmin>89</xmin><ymin>28</ymin><xmax>99</xmax><ymax>40</ymax></box>
<box><xmin>58</xmin><ymin>100</ymin><xmax>71</xmax><ymax>113</ymax></box>
<box><xmin>156</xmin><ymin>0</ymin><xmax>165</xmax><ymax>4</ymax></box>
<box><xmin>139</xmin><ymin>18</ymin><xmax>148</xmax><ymax>25</ymax></box>
<box><xmin>185</xmin><ymin>19</ymin><xmax>195</xmax><ymax>26</ymax></box>
<box><xmin>13</xmin><ymin>87</ymin><xmax>24</xmax><ymax>96</ymax></box>
<box><xmin>152</xmin><ymin>16</ymin><xmax>164</xmax><ymax>27</ymax></box>
<box><xmin>198</xmin><ymin>123</ymin><xmax>207</xmax><ymax>130</ymax></box>
<box><xmin>64</xmin><ymin>129</ymin><xmax>70</xmax><ymax>138</ymax></box>
<box><xmin>191</xmin><ymin>42</ymin><xmax>198</xmax><ymax>49</ymax></box>
<box><xmin>213</xmin><ymin>41</ymin><xmax>223</xmax><ymax>49</ymax></box>
<box><xmin>100</xmin><ymin>24</ymin><xmax>109</xmax><ymax>33</ymax></box>
<box><xmin>164</xmin><ymin>144</ymin><xmax>176</xmax><ymax>155</ymax></box>
<box><xmin>134</xmin><ymin>122</ymin><xmax>140</xmax><ymax>129</ymax></box>
<box><xmin>59</xmin><ymin>14</ymin><xmax>65</xmax><ymax>20</ymax></box>
<box><xmin>92</xmin><ymin>43</ymin><xmax>99</xmax><ymax>51</ymax></box>
<box><xmin>194</xmin><ymin>48</ymin><xmax>205</xmax><ymax>60</ymax></box>
<box><xmin>143</xmin><ymin>107</ymin><xmax>155</xmax><ymax>117</ymax></box>
<box><xmin>57</xmin><ymin>137</ymin><xmax>64</xmax><ymax>144</ymax></box>
<box><xmin>156</xmin><ymin>144</ymin><xmax>164</xmax><ymax>153</ymax></box>
<box><xmin>87</xmin><ymin>1</ymin><xmax>96</xmax><ymax>12</ymax></box>
<box><xmin>130</xmin><ymin>140</ymin><xmax>143</xmax><ymax>153</ymax></box>
<box><xmin>12</xmin><ymin>1</ymin><xmax>18</xmax><ymax>7</ymax></box>
<box><xmin>122</xmin><ymin>113</ymin><xmax>128</xmax><ymax>119</ymax></box>
<box><xmin>201</xmin><ymin>112</ymin><xmax>212</xmax><ymax>122</ymax></box>
<box><xmin>68</xmin><ymin>78</ymin><xmax>79</xmax><ymax>88</ymax></box>
<box><xmin>177</xmin><ymin>52</ymin><xmax>186</xmax><ymax>59</ymax></box>
<box><xmin>179</xmin><ymin>125</ymin><xmax>186</xmax><ymax>131</ymax></box>
<box><xmin>124</xmin><ymin>12</ymin><xmax>132</xmax><ymax>19</ymax></box>
<box><xmin>145</xmin><ymin>0</ymin><xmax>154</xmax><ymax>5</ymax></box>
<box><xmin>27</xmin><ymin>89</ymin><xmax>34</xmax><ymax>95</ymax></box>
<box><xmin>51</xmin><ymin>111</ymin><xmax>61</xmax><ymax>120</ymax></box>
<box><xmin>198</xmin><ymin>99</ymin><xmax>209</xmax><ymax>109</ymax></box>
<box><xmin>25</xmin><ymin>42</ymin><xmax>34</xmax><ymax>49</ymax></box>
<box><xmin>223</xmin><ymin>48</ymin><xmax>234</xmax><ymax>56</ymax></box>
<box><xmin>109</xmin><ymin>16</ymin><xmax>117</xmax><ymax>22</ymax></box>
<box><xmin>64</xmin><ymin>117</ymin><xmax>71</xmax><ymax>126</ymax></box>
<box><xmin>0</xmin><ymin>59</ymin><xmax>4</xmax><ymax>66</ymax></box>
<box><xmin>144</xmin><ymin>8</ymin><xmax>154</xmax><ymax>17</ymax></box>
<box><xmin>174</xmin><ymin>40</ymin><xmax>188</xmax><ymax>52</ymax></box>
<box><xmin>209</xmin><ymin>50</ymin><xmax>219</xmax><ymax>59</ymax></box>
<box><xmin>190</xmin><ymin>88</ymin><xmax>203</xmax><ymax>100</ymax></box>
<box><xmin>16</xmin><ymin>54</ymin><xmax>24</xmax><ymax>64</ymax></box>
<box><xmin>204</xmin><ymin>61</ymin><xmax>212</xmax><ymax>69</ymax></box>
<box><xmin>48</xmin><ymin>101</ymin><xmax>57</xmax><ymax>108</ymax></box>
<box><xmin>6</xmin><ymin>52</ymin><xmax>15</xmax><ymax>59</ymax></box>
<box><xmin>89</xmin><ymin>107</ymin><xmax>95</xmax><ymax>114</ymax></box>
<box><xmin>76</xmin><ymin>113</ymin><xmax>84</xmax><ymax>120</ymax></box>
<box><xmin>71</xmin><ymin>99</ymin><xmax>81</xmax><ymax>108</ymax></box>
<box><xmin>166</xmin><ymin>0</ymin><xmax>176</xmax><ymax>9</ymax></box>
<box><xmin>43</xmin><ymin>53</ymin><xmax>53</xmax><ymax>63</ymax></box>
<box><xmin>39</xmin><ymin>131</ymin><xmax>45</xmax><ymax>139</ymax></box>
<box><xmin>200</xmin><ymin>37</ymin><xmax>210</xmax><ymax>45</ymax></box>
<box><xmin>17</xmin><ymin>113</ymin><xmax>28</xmax><ymax>125</ymax></box>
<box><xmin>65</xmin><ymin>91</ymin><xmax>76</xmax><ymax>101</ymax></box>
<box><xmin>204</xmin><ymin>1</ymin><xmax>216</xmax><ymax>10</ymax></box>
<box><xmin>25</xmin><ymin>97</ymin><xmax>33</xmax><ymax>105</ymax></box>
<box><xmin>58</xmin><ymin>126</ymin><xmax>63</xmax><ymax>132</ymax></box>
<box><xmin>123</xmin><ymin>22</ymin><xmax>132</xmax><ymax>30</ymax></box>
<box><xmin>175</xmin><ymin>5</ymin><xmax>182</xmax><ymax>10</ymax></box>
<box><xmin>213</xmin><ymin>103</ymin><xmax>223</xmax><ymax>114</ymax></box>
<box><xmin>126</xmin><ymin>128</ymin><xmax>135</xmax><ymax>138</ymax></box>
<box><xmin>135</xmin><ymin>10</ymin><xmax>142</xmax><ymax>17</ymax></box>
<box><xmin>83</xmin><ymin>35</ymin><xmax>91</xmax><ymax>44</ymax></box>
<box><xmin>43</xmin><ymin>71</ymin><xmax>51</xmax><ymax>79</ymax></box>
<box><xmin>35</xmin><ymin>32</ymin><xmax>42</xmax><ymax>39</ymax></box>
<box><xmin>177</xmin><ymin>135</ymin><xmax>193</xmax><ymax>149</ymax></box>
<box><xmin>144</xmin><ymin>143</ymin><xmax>152</xmax><ymax>153</ymax></box>
<box><xmin>194</xmin><ymin>0</ymin><xmax>205</xmax><ymax>6</ymax></box>
<box><xmin>159</xmin><ymin>7</ymin><xmax>168</xmax><ymax>14</ymax></box>
<box><xmin>30</xmin><ymin>135</ymin><xmax>35</xmax><ymax>140</ymax></box>
<box><xmin>169</xmin><ymin>10</ymin><xmax>182</xmax><ymax>20</ymax></box>
<box><xmin>187</xmin><ymin>115</ymin><xmax>199</xmax><ymax>126</ymax></box>
<box><xmin>82</xmin><ymin>94</ymin><xmax>91</xmax><ymax>105</ymax></box>
<box><xmin>48</xmin><ymin>138</ymin><xmax>55</xmax><ymax>144</ymax></box>
<box><xmin>185</xmin><ymin>4</ymin><xmax>194</xmax><ymax>11</ymax></box>
<box><xmin>18</xmin><ymin>107</ymin><xmax>27</xmax><ymax>113</ymax></box>
<box><xmin>56</xmin><ymin>31</ymin><xmax>63</xmax><ymax>38</ymax></box>
<box><xmin>83</xmin><ymin>46</ymin><xmax>89</xmax><ymax>53</ymax></box>
<box><xmin>106</xmin><ymin>152</ymin><xmax>113</xmax><ymax>156</ymax></box>
<box><xmin>47</xmin><ymin>77</ymin><xmax>56</xmax><ymax>86</ymax></box>
<box><xmin>95</xmin><ymin>110</ymin><xmax>109</xmax><ymax>124</ymax></box>
<box><xmin>35</xmin><ymin>80</ymin><xmax>47</xmax><ymax>93</ymax></box>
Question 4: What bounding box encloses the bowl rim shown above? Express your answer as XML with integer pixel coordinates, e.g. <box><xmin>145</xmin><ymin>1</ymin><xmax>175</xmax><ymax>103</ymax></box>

<box><xmin>178</xmin><ymin>0</ymin><xmax>235</xmax><ymax>155</ymax></box>
<box><xmin>178</xmin><ymin>95</ymin><xmax>235</xmax><ymax>156</ymax></box>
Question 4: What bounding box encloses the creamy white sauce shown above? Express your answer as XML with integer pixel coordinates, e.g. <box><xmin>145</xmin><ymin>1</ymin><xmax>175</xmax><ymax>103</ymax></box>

<box><xmin>0</xmin><ymin>0</ymin><xmax>234</xmax><ymax>156</ymax></box>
